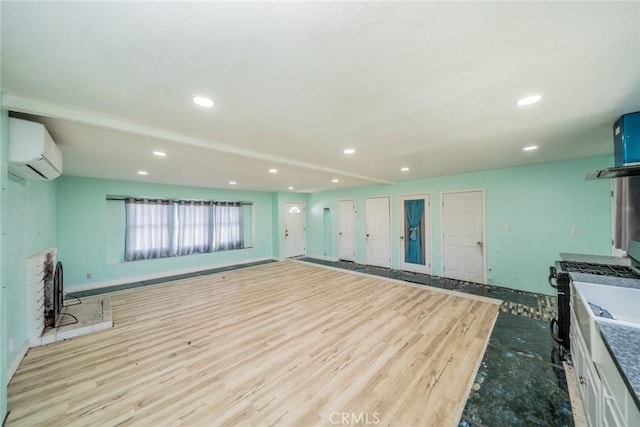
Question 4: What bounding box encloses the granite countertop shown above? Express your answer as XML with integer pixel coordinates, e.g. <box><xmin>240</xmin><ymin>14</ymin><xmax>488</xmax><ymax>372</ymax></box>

<box><xmin>597</xmin><ymin>321</ymin><xmax>640</xmax><ymax>410</ymax></box>
<box><xmin>569</xmin><ymin>272</ymin><xmax>640</xmax><ymax>290</ymax></box>
<box><xmin>560</xmin><ymin>253</ymin><xmax>631</xmax><ymax>266</ymax></box>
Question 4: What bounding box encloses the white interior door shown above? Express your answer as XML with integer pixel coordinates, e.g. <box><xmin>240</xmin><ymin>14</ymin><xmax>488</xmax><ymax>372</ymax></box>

<box><xmin>284</xmin><ymin>202</ymin><xmax>306</xmax><ymax>258</ymax></box>
<box><xmin>365</xmin><ymin>197</ymin><xmax>391</xmax><ymax>268</ymax></box>
<box><xmin>399</xmin><ymin>194</ymin><xmax>431</xmax><ymax>274</ymax></box>
<box><xmin>337</xmin><ymin>199</ymin><xmax>355</xmax><ymax>261</ymax></box>
<box><xmin>442</xmin><ymin>190</ymin><xmax>485</xmax><ymax>283</ymax></box>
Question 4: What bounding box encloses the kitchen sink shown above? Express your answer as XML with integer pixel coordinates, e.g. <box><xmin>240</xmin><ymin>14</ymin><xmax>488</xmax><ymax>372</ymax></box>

<box><xmin>571</xmin><ymin>280</ymin><xmax>640</xmax><ymax>360</ymax></box>
<box><xmin>575</xmin><ymin>281</ymin><xmax>640</xmax><ymax>325</ymax></box>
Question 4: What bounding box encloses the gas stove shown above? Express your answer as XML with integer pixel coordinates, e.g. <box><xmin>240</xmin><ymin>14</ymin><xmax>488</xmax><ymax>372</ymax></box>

<box><xmin>558</xmin><ymin>261</ymin><xmax>639</xmax><ymax>279</ymax></box>
<box><xmin>548</xmin><ymin>240</ymin><xmax>640</xmax><ymax>360</ymax></box>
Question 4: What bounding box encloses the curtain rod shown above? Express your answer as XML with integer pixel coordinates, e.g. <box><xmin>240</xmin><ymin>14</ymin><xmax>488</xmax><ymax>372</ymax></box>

<box><xmin>106</xmin><ymin>195</ymin><xmax>253</xmax><ymax>205</ymax></box>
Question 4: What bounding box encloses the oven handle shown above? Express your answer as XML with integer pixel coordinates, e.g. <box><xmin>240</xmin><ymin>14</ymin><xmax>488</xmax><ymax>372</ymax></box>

<box><xmin>550</xmin><ymin>318</ymin><xmax>563</xmax><ymax>345</ymax></box>
<box><xmin>548</xmin><ymin>266</ymin><xmax>558</xmax><ymax>289</ymax></box>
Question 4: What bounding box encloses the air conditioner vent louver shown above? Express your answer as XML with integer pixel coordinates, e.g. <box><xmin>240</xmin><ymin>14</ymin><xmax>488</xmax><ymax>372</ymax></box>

<box><xmin>8</xmin><ymin>118</ymin><xmax>63</xmax><ymax>180</ymax></box>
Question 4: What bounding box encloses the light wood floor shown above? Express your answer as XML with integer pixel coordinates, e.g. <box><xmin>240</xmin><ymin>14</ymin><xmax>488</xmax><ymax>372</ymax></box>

<box><xmin>7</xmin><ymin>261</ymin><xmax>500</xmax><ymax>426</ymax></box>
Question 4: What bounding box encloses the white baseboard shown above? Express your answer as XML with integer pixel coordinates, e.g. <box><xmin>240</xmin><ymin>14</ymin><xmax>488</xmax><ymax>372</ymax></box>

<box><xmin>6</xmin><ymin>340</ymin><xmax>29</xmax><ymax>386</ymax></box>
<box><xmin>65</xmin><ymin>257</ymin><xmax>275</xmax><ymax>294</ymax></box>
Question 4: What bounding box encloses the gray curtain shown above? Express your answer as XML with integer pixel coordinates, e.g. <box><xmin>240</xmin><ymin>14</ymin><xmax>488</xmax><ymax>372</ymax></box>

<box><xmin>213</xmin><ymin>202</ymin><xmax>244</xmax><ymax>251</ymax></box>
<box><xmin>614</xmin><ymin>176</ymin><xmax>640</xmax><ymax>250</ymax></box>
<box><xmin>176</xmin><ymin>201</ymin><xmax>214</xmax><ymax>256</ymax></box>
<box><xmin>124</xmin><ymin>198</ymin><xmax>174</xmax><ymax>261</ymax></box>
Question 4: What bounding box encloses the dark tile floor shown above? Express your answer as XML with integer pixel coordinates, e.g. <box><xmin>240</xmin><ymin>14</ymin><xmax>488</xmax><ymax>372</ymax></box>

<box><xmin>66</xmin><ymin>259</ymin><xmax>277</xmax><ymax>299</ymax></box>
<box><xmin>298</xmin><ymin>257</ymin><xmax>574</xmax><ymax>427</ymax></box>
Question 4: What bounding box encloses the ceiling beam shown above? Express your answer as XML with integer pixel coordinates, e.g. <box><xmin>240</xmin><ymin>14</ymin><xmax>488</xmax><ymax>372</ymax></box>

<box><xmin>2</xmin><ymin>94</ymin><xmax>394</xmax><ymax>185</ymax></box>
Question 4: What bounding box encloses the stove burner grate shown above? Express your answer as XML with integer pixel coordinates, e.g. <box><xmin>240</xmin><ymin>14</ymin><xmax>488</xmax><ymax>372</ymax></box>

<box><xmin>559</xmin><ymin>261</ymin><xmax>638</xmax><ymax>278</ymax></box>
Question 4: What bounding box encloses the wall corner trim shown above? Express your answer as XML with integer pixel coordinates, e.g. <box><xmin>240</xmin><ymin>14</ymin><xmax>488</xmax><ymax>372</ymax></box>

<box><xmin>6</xmin><ymin>341</ymin><xmax>29</xmax><ymax>386</ymax></box>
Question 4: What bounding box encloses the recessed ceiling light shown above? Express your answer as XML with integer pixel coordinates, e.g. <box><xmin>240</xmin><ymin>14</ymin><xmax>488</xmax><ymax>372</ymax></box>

<box><xmin>332</xmin><ymin>178</ymin><xmax>339</xmax><ymax>183</ymax></box>
<box><xmin>193</xmin><ymin>96</ymin><xmax>214</xmax><ymax>108</ymax></box>
<box><xmin>516</xmin><ymin>94</ymin><xmax>542</xmax><ymax>106</ymax></box>
<box><xmin>269</xmin><ymin>168</ymin><xmax>278</xmax><ymax>174</ymax></box>
<box><xmin>137</xmin><ymin>171</ymin><xmax>148</xmax><ymax>176</ymax></box>
<box><xmin>401</xmin><ymin>167</ymin><xmax>410</xmax><ymax>172</ymax></box>
<box><xmin>229</xmin><ymin>181</ymin><xmax>236</xmax><ymax>185</ymax></box>
<box><xmin>523</xmin><ymin>145</ymin><xmax>538</xmax><ymax>151</ymax></box>
<box><xmin>343</xmin><ymin>148</ymin><xmax>355</xmax><ymax>155</ymax></box>
<box><xmin>288</xmin><ymin>186</ymin><xmax>294</xmax><ymax>190</ymax></box>
<box><xmin>153</xmin><ymin>151</ymin><xmax>167</xmax><ymax>157</ymax></box>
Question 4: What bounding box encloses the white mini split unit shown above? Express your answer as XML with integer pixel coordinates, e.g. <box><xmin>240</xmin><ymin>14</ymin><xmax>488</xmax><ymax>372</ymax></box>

<box><xmin>8</xmin><ymin>117</ymin><xmax>63</xmax><ymax>180</ymax></box>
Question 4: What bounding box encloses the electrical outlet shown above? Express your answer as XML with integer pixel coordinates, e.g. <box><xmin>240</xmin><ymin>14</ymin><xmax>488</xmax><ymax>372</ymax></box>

<box><xmin>572</xmin><ymin>228</ymin><xmax>580</xmax><ymax>236</ymax></box>
<box><xmin>86</xmin><ymin>272</ymin><xmax>92</xmax><ymax>279</ymax></box>
<box><xmin>503</xmin><ymin>224</ymin><xmax>510</xmax><ymax>231</ymax></box>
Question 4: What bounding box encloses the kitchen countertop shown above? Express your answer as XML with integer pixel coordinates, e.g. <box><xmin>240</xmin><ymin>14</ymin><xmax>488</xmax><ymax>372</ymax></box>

<box><xmin>560</xmin><ymin>253</ymin><xmax>631</xmax><ymax>266</ymax></box>
<box><xmin>569</xmin><ymin>272</ymin><xmax>640</xmax><ymax>290</ymax></box>
<box><xmin>597</xmin><ymin>321</ymin><xmax>640</xmax><ymax>410</ymax></box>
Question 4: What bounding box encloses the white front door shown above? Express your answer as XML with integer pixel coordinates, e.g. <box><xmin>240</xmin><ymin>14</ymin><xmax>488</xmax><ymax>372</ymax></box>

<box><xmin>365</xmin><ymin>197</ymin><xmax>391</xmax><ymax>268</ymax></box>
<box><xmin>442</xmin><ymin>190</ymin><xmax>485</xmax><ymax>283</ymax></box>
<box><xmin>338</xmin><ymin>199</ymin><xmax>355</xmax><ymax>261</ymax></box>
<box><xmin>284</xmin><ymin>202</ymin><xmax>306</xmax><ymax>258</ymax></box>
<box><xmin>399</xmin><ymin>194</ymin><xmax>431</xmax><ymax>274</ymax></box>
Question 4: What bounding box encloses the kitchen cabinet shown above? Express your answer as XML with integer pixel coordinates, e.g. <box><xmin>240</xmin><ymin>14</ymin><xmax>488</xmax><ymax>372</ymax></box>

<box><xmin>593</xmin><ymin>330</ymin><xmax>640</xmax><ymax>427</ymax></box>
<box><xmin>570</xmin><ymin>309</ymin><xmax>640</xmax><ymax>427</ymax></box>
<box><xmin>570</xmin><ymin>310</ymin><xmax>601</xmax><ymax>426</ymax></box>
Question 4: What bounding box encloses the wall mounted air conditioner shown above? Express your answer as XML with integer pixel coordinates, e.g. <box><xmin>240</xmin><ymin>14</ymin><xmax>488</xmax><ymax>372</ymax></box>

<box><xmin>8</xmin><ymin>117</ymin><xmax>63</xmax><ymax>180</ymax></box>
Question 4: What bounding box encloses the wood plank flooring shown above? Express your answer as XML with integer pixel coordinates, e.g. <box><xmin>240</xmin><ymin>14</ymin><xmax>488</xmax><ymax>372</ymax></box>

<box><xmin>7</xmin><ymin>261</ymin><xmax>500</xmax><ymax>426</ymax></box>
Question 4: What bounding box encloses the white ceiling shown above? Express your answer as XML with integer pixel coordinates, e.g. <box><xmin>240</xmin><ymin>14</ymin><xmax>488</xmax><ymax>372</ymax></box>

<box><xmin>2</xmin><ymin>1</ymin><xmax>639</xmax><ymax>192</ymax></box>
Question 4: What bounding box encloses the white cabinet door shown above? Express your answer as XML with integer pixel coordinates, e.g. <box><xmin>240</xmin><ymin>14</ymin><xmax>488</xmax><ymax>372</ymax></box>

<box><xmin>337</xmin><ymin>199</ymin><xmax>355</xmax><ymax>262</ymax></box>
<box><xmin>584</xmin><ymin>359</ymin><xmax>601</xmax><ymax>427</ymax></box>
<box><xmin>572</xmin><ymin>312</ymin><xmax>601</xmax><ymax>427</ymax></box>
<box><xmin>365</xmin><ymin>197</ymin><xmax>391</xmax><ymax>268</ymax></box>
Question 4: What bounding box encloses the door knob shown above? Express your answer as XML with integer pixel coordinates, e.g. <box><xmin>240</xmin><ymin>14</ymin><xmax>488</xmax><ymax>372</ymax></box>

<box><xmin>477</xmin><ymin>241</ymin><xmax>483</xmax><ymax>248</ymax></box>
<box><xmin>339</xmin><ymin>232</ymin><xmax>343</xmax><ymax>236</ymax></box>
<box><xmin>400</xmin><ymin>236</ymin><xmax>404</xmax><ymax>240</ymax></box>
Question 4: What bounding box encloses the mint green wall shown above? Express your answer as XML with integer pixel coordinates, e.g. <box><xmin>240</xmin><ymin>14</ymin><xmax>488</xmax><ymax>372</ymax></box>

<box><xmin>0</xmin><ymin>93</ymin><xmax>7</xmax><ymax>423</ymax></box>
<box><xmin>308</xmin><ymin>156</ymin><xmax>613</xmax><ymax>295</ymax></box>
<box><xmin>4</xmin><ymin>173</ymin><xmax>58</xmax><ymax>378</ymax></box>
<box><xmin>0</xmin><ymin>100</ymin><xmax>58</xmax><ymax>417</ymax></box>
<box><xmin>56</xmin><ymin>176</ymin><xmax>275</xmax><ymax>288</ymax></box>
<box><xmin>271</xmin><ymin>193</ymin><xmax>280</xmax><ymax>258</ymax></box>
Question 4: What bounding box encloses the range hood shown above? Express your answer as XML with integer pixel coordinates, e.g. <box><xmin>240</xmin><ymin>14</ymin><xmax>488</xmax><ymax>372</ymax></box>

<box><xmin>587</xmin><ymin>111</ymin><xmax>640</xmax><ymax>180</ymax></box>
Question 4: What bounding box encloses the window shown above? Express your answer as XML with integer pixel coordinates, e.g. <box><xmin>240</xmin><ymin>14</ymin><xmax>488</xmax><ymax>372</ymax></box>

<box><xmin>176</xmin><ymin>201</ymin><xmax>213</xmax><ymax>256</ymax></box>
<box><xmin>123</xmin><ymin>198</ymin><xmax>248</xmax><ymax>261</ymax></box>
<box><xmin>214</xmin><ymin>202</ymin><xmax>244</xmax><ymax>251</ymax></box>
<box><xmin>289</xmin><ymin>205</ymin><xmax>301</xmax><ymax>214</ymax></box>
<box><xmin>124</xmin><ymin>199</ymin><xmax>174</xmax><ymax>261</ymax></box>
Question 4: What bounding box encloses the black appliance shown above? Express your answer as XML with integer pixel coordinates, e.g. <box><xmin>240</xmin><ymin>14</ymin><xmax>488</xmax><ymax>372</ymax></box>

<box><xmin>548</xmin><ymin>240</ymin><xmax>640</xmax><ymax>361</ymax></box>
<box><xmin>548</xmin><ymin>265</ymin><xmax>571</xmax><ymax>360</ymax></box>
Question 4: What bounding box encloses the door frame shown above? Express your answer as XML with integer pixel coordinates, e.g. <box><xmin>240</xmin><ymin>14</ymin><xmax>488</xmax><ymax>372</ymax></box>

<box><xmin>364</xmin><ymin>195</ymin><xmax>392</xmax><ymax>268</ymax></box>
<box><xmin>440</xmin><ymin>189</ymin><xmax>487</xmax><ymax>284</ymax></box>
<box><xmin>398</xmin><ymin>192</ymin><xmax>432</xmax><ymax>274</ymax></box>
<box><xmin>283</xmin><ymin>201</ymin><xmax>306</xmax><ymax>258</ymax></box>
<box><xmin>337</xmin><ymin>198</ymin><xmax>356</xmax><ymax>262</ymax></box>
